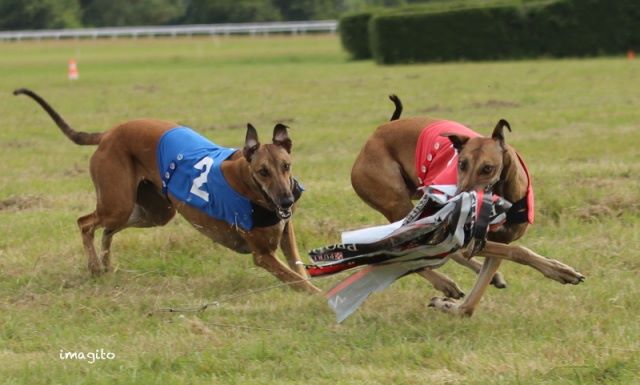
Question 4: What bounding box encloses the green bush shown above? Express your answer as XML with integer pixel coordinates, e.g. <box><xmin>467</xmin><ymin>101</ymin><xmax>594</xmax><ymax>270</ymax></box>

<box><xmin>526</xmin><ymin>0</ymin><xmax>640</xmax><ymax>57</ymax></box>
<box><xmin>368</xmin><ymin>0</ymin><xmax>640</xmax><ymax>64</ymax></box>
<box><xmin>370</xmin><ymin>4</ymin><xmax>526</xmax><ymax>64</ymax></box>
<box><xmin>337</xmin><ymin>1</ymin><xmax>519</xmax><ymax>60</ymax></box>
<box><xmin>339</xmin><ymin>12</ymin><xmax>374</xmax><ymax>60</ymax></box>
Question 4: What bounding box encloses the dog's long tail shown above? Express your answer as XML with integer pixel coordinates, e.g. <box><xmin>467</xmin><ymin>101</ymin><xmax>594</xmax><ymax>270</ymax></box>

<box><xmin>13</xmin><ymin>88</ymin><xmax>103</xmax><ymax>145</ymax></box>
<box><xmin>389</xmin><ymin>94</ymin><xmax>403</xmax><ymax>121</ymax></box>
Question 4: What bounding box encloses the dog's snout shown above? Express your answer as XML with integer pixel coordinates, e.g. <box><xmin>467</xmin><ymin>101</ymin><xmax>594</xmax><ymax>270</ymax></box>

<box><xmin>279</xmin><ymin>195</ymin><xmax>295</xmax><ymax>209</ymax></box>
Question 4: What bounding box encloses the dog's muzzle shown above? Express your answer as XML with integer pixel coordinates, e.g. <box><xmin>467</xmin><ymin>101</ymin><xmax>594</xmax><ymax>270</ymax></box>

<box><xmin>252</xmin><ymin>176</ymin><xmax>295</xmax><ymax>221</ymax></box>
<box><xmin>275</xmin><ymin>196</ymin><xmax>294</xmax><ymax>220</ymax></box>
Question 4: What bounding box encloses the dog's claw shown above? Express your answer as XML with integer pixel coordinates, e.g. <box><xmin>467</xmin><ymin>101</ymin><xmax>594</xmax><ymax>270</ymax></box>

<box><xmin>572</xmin><ymin>273</ymin><xmax>585</xmax><ymax>285</ymax></box>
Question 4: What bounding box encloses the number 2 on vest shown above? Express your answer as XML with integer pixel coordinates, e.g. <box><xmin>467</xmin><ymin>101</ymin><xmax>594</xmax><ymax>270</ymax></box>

<box><xmin>190</xmin><ymin>156</ymin><xmax>214</xmax><ymax>201</ymax></box>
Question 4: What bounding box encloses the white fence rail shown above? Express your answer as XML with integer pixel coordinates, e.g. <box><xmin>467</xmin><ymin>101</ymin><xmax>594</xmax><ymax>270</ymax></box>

<box><xmin>0</xmin><ymin>20</ymin><xmax>338</xmax><ymax>41</ymax></box>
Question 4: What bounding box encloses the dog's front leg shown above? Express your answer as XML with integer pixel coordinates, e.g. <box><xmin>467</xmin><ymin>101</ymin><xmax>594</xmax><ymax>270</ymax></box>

<box><xmin>479</xmin><ymin>241</ymin><xmax>585</xmax><ymax>284</ymax></box>
<box><xmin>247</xmin><ymin>228</ymin><xmax>320</xmax><ymax>294</ymax></box>
<box><xmin>279</xmin><ymin>220</ymin><xmax>309</xmax><ymax>278</ymax></box>
<box><xmin>429</xmin><ymin>257</ymin><xmax>503</xmax><ymax>317</ymax></box>
<box><xmin>252</xmin><ymin>251</ymin><xmax>320</xmax><ymax>294</ymax></box>
<box><xmin>449</xmin><ymin>252</ymin><xmax>508</xmax><ymax>289</ymax></box>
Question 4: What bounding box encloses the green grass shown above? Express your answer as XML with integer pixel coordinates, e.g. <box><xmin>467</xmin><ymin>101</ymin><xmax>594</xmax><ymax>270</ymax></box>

<box><xmin>0</xmin><ymin>35</ymin><xmax>639</xmax><ymax>384</ymax></box>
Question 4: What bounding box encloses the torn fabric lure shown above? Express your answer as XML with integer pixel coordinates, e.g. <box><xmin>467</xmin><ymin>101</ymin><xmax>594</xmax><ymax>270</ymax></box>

<box><xmin>307</xmin><ymin>188</ymin><xmax>511</xmax><ymax>323</ymax></box>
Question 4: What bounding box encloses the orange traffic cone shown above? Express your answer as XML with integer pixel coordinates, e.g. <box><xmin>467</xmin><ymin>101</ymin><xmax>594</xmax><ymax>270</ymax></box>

<box><xmin>68</xmin><ymin>59</ymin><xmax>79</xmax><ymax>80</ymax></box>
<box><xmin>627</xmin><ymin>50</ymin><xmax>635</xmax><ymax>60</ymax></box>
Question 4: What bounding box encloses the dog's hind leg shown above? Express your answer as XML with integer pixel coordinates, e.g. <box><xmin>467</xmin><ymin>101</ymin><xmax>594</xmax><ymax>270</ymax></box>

<box><xmin>100</xmin><ymin>228</ymin><xmax>118</xmax><ymax>272</ymax></box>
<box><xmin>83</xmin><ymin>148</ymin><xmax>139</xmax><ymax>274</ymax></box>
<box><xmin>100</xmin><ymin>181</ymin><xmax>176</xmax><ymax>272</ymax></box>
<box><xmin>279</xmin><ymin>220</ymin><xmax>308</xmax><ymax>278</ymax></box>
<box><xmin>78</xmin><ymin>207</ymin><xmax>134</xmax><ymax>275</ymax></box>
<box><xmin>99</xmin><ymin>207</ymin><xmax>155</xmax><ymax>272</ymax></box>
<box><xmin>351</xmin><ymin>145</ymin><xmax>415</xmax><ymax>222</ymax></box>
<box><xmin>99</xmin><ymin>206</ymin><xmax>153</xmax><ymax>272</ymax></box>
<box><xmin>78</xmin><ymin>212</ymin><xmax>103</xmax><ymax>275</ymax></box>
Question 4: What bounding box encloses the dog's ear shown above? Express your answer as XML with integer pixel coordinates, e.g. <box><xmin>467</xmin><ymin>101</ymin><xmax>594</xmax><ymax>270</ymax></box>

<box><xmin>272</xmin><ymin>123</ymin><xmax>292</xmax><ymax>153</ymax></box>
<box><xmin>243</xmin><ymin>123</ymin><xmax>260</xmax><ymax>162</ymax></box>
<box><xmin>491</xmin><ymin>119</ymin><xmax>512</xmax><ymax>148</ymax></box>
<box><xmin>441</xmin><ymin>132</ymin><xmax>470</xmax><ymax>152</ymax></box>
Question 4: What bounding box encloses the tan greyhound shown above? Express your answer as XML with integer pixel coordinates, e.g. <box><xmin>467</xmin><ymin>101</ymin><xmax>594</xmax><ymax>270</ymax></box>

<box><xmin>15</xmin><ymin>88</ymin><xmax>319</xmax><ymax>294</ymax></box>
<box><xmin>351</xmin><ymin>95</ymin><xmax>584</xmax><ymax>316</ymax></box>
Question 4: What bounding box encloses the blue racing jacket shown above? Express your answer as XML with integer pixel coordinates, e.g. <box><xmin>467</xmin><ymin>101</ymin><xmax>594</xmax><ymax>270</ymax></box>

<box><xmin>157</xmin><ymin>126</ymin><xmax>254</xmax><ymax>230</ymax></box>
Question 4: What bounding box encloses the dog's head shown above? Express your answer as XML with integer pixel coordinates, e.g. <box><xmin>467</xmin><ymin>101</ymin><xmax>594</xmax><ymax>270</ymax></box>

<box><xmin>442</xmin><ymin>119</ymin><xmax>512</xmax><ymax>193</ymax></box>
<box><xmin>243</xmin><ymin>123</ymin><xmax>296</xmax><ymax>219</ymax></box>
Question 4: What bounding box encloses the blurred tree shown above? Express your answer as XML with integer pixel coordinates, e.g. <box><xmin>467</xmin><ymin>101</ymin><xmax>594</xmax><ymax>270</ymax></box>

<box><xmin>0</xmin><ymin>0</ymin><xmax>411</xmax><ymax>30</ymax></box>
<box><xmin>337</xmin><ymin>0</ymin><xmax>405</xmax><ymax>13</ymax></box>
<box><xmin>0</xmin><ymin>0</ymin><xmax>81</xmax><ymax>29</ymax></box>
<box><xmin>273</xmin><ymin>0</ymin><xmax>338</xmax><ymax>20</ymax></box>
<box><xmin>81</xmin><ymin>0</ymin><xmax>188</xmax><ymax>27</ymax></box>
<box><xmin>183</xmin><ymin>0</ymin><xmax>282</xmax><ymax>23</ymax></box>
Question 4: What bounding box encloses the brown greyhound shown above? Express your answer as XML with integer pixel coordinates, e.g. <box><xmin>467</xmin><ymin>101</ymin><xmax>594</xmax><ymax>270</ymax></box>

<box><xmin>15</xmin><ymin>88</ymin><xmax>319</xmax><ymax>294</ymax></box>
<box><xmin>351</xmin><ymin>95</ymin><xmax>584</xmax><ymax>316</ymax></box>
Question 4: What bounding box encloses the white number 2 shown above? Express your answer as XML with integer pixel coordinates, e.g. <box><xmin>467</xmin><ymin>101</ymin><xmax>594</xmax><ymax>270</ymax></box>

<box><xmin>189</xmin><ymin>156</ymin><xmax>214</xmax><ymax>202</ymax></box>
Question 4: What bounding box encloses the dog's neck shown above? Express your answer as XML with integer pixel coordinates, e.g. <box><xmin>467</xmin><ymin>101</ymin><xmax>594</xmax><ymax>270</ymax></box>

<box><xmin>495</xmin><ymin>146</ymin><xmax>528</xmax><ymax>204</ymax></box>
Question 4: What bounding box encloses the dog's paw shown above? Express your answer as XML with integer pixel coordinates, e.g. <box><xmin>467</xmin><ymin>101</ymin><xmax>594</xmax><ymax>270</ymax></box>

<box><xmin>437</xmin><ymin>283</ymin><xmax>465</xmax><ymax>299</ymax></box>
<box><xmin>543</xmin><ymin>260</ymin><xmax>585</xmax><ymax>285</ymax></box>
<box><xmin>491</xmin><ymin>272</ymin><xmax>508</xmax><ymax>289</ymax></box>
<box><xmin>428</xmin><ymin>296</ymin><xmax>461</xmax><ymax>314</ymax></box>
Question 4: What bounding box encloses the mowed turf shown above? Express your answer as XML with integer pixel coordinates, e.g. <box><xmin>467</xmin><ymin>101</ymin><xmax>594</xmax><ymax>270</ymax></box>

<box><xmin>0</xmin><ymin>35</ymin><xmax>638</xmax><ymax>385</ymax></box>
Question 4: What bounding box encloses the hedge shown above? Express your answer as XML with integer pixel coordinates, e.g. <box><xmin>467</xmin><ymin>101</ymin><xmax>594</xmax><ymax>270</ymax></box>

<box><xmin>526</xmin><ymin>0</ymin><xmax>640</xmax><ymax>57</ymax></box>
<box><xmin>339</xmin><ymin>12</ymin><xmax>374</xmax><ymax>60</ymax></box>
<box><xmin>370</xmin><ymin>4</ymin><xmax>527</xmax><ymax>64</ymax></box>
<box><xmin>338</xmin><ymin>0</ymin><xmax>537</xmax><ymax>60</ymax></box>
<box><xmin>349</xmin><ymin>0</ymin><xmax>640</xmax><ymax>64</ymax></box>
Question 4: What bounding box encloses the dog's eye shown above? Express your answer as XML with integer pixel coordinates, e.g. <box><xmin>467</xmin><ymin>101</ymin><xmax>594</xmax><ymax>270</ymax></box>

<box><xmin>481</xmin><ymin>165</ymin><xmax>494</xmax><ymax>174</ymax></box>
<box><xmin>282</xmin><ymin>163</ymin><xmax>291</xmax><ymax>172</ymax></box>
<box><xmin>258</xmin><ymin>168</ymin><xmax>270</xmax><ymax>177</ymax></box>
<box><xmin>458</xmin><ymin>160</ymin><xmax>468</xmax><ymax>171</ymax></box>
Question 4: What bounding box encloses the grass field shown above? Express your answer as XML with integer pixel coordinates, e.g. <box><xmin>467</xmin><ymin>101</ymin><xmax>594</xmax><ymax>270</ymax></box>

<box><xmin>0</xmin><ymin>35</ymin><xmax>639</xmax><ymax>384</ymax></box>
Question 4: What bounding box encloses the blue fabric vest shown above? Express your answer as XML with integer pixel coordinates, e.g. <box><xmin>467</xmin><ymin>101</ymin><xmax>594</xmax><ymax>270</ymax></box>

<box><xmin>157</xmin><ymin>127</ymin><xmax>254</xmax><ymax>230</ymax></box>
